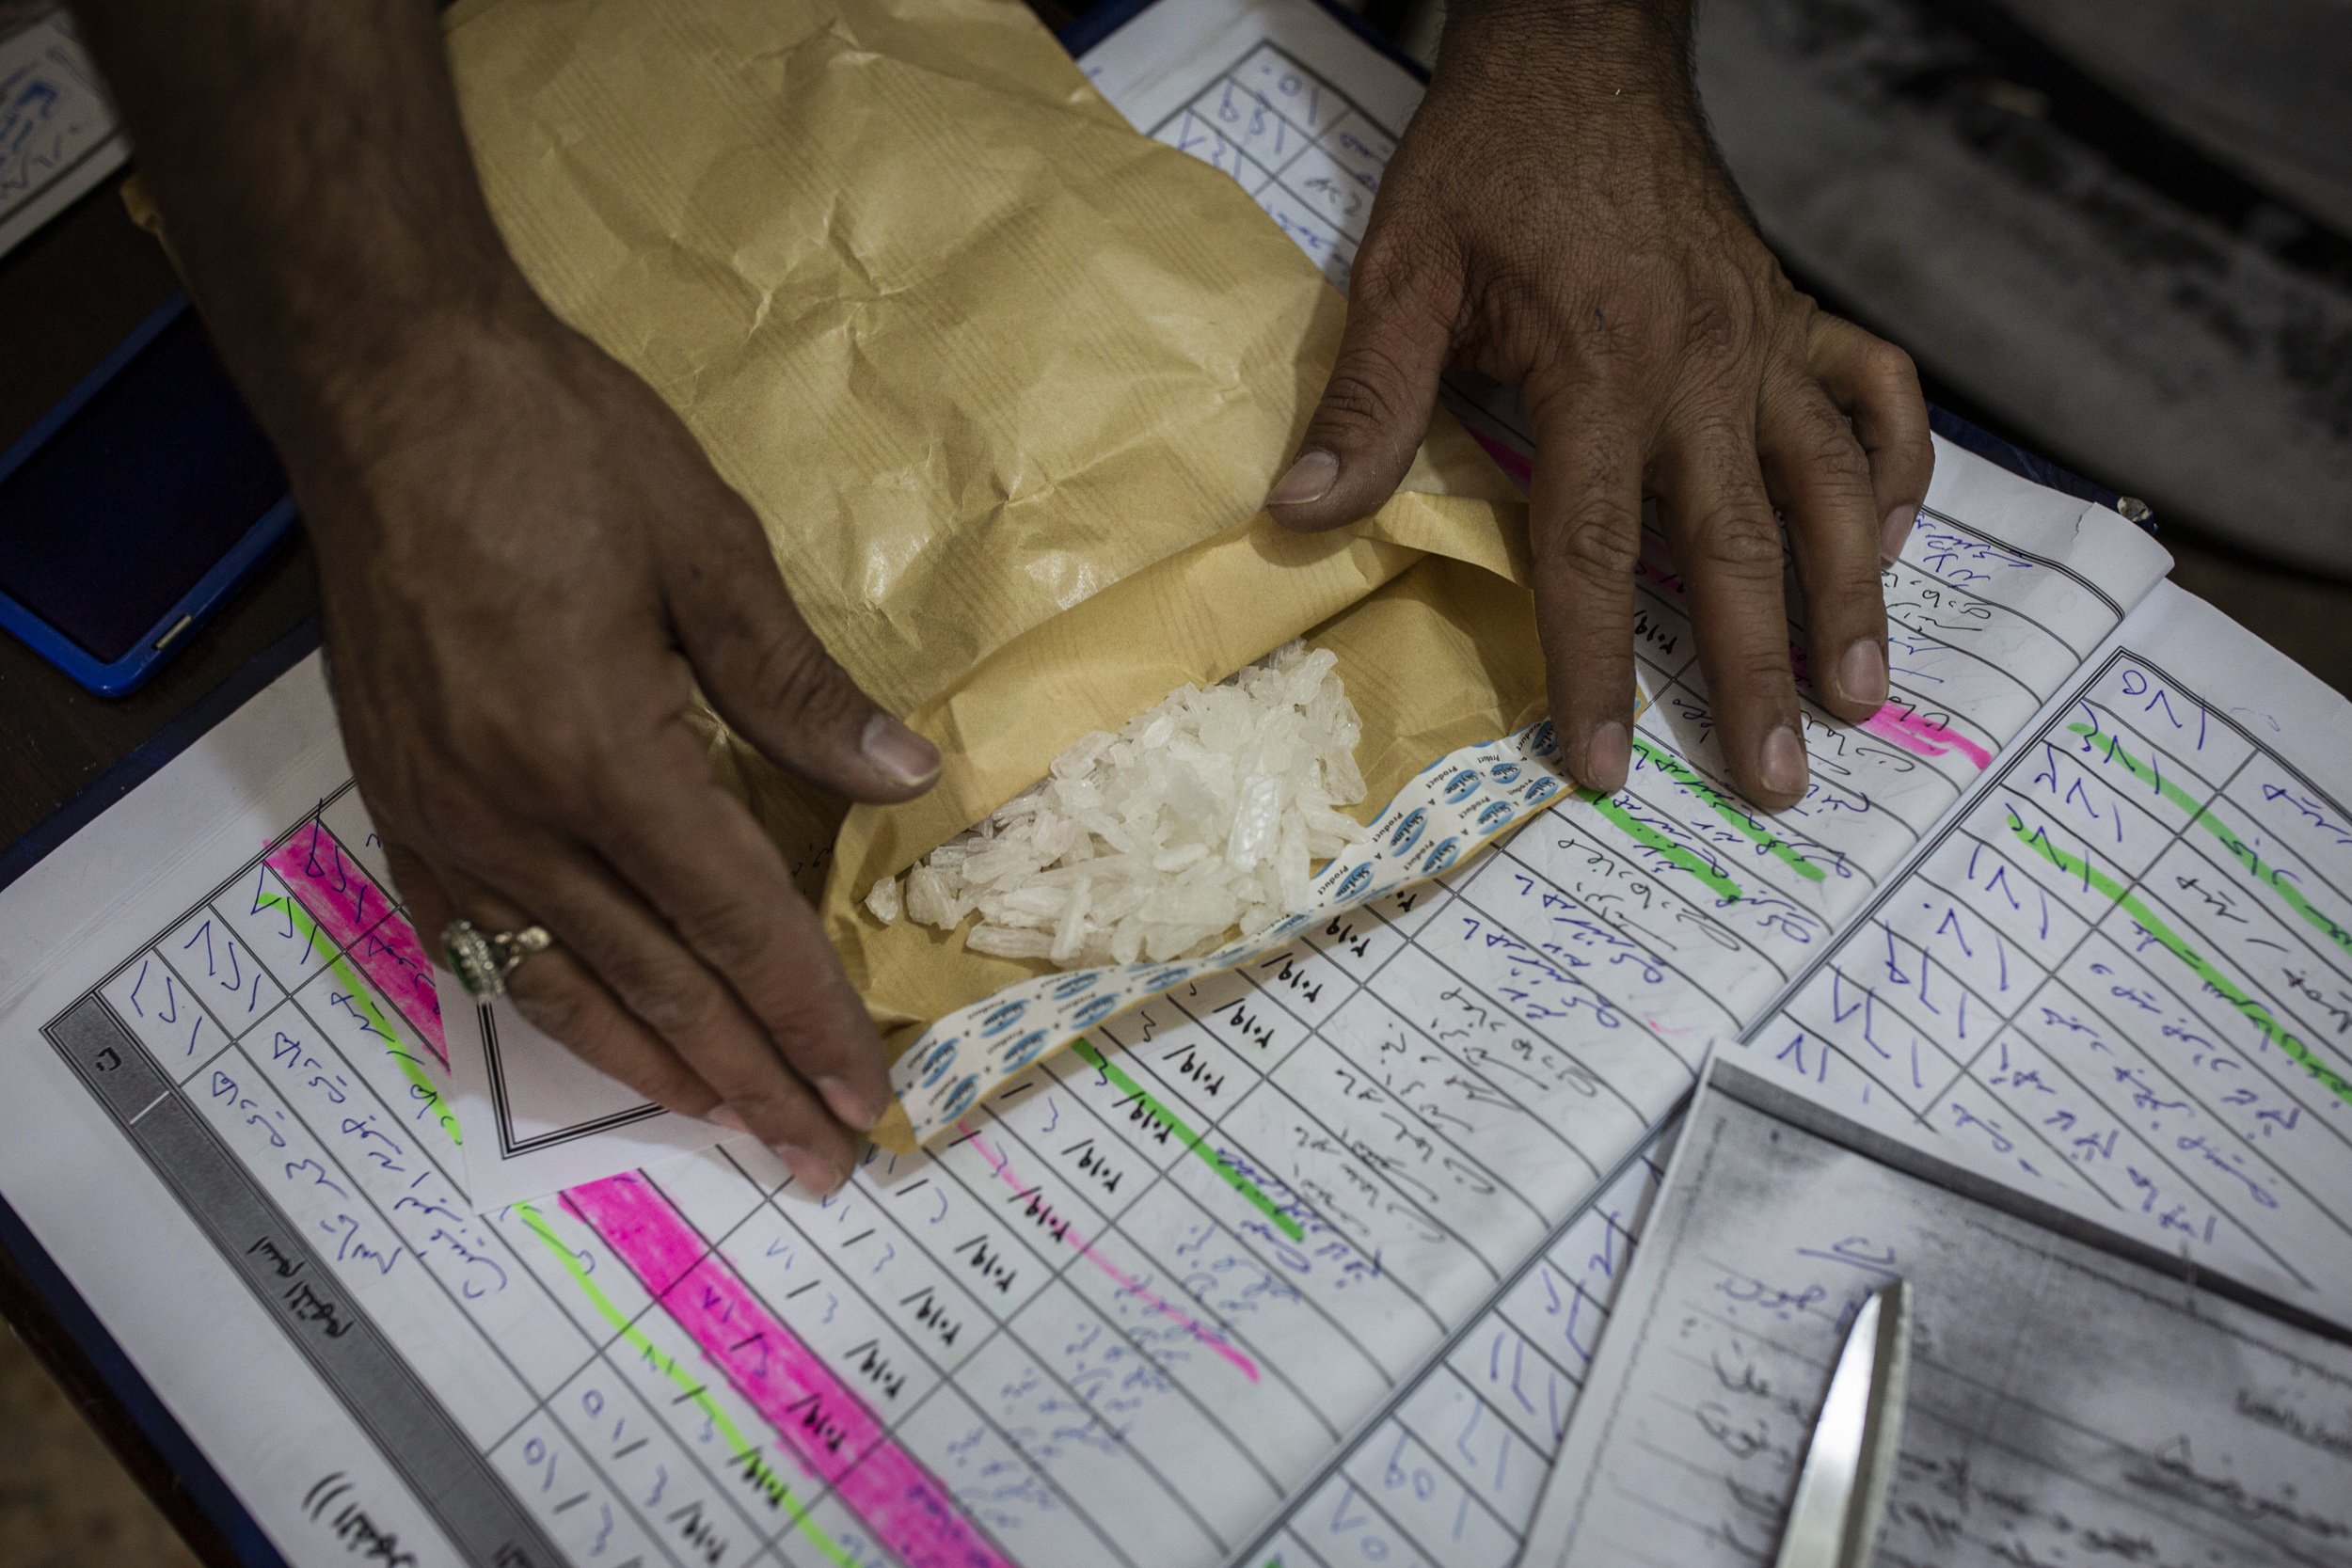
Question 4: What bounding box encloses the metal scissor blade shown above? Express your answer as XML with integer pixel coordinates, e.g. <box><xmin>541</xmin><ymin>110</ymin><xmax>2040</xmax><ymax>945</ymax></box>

<box><xmin>1772</xmin><ymin>1278</ymin><xmax>1912</xmax><ymax>1568</ymax></box>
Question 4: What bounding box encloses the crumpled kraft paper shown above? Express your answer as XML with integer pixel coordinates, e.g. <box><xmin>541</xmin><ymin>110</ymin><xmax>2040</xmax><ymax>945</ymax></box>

<box><xmin>829</xmin><ymin>536</ymin><xmax>1548</xmax><ymax>1063</ymax></box>
<box><xmin>443</xmin><ymin>0</ymin><xmax>1549</xmax><ymax>1132</ymax></box>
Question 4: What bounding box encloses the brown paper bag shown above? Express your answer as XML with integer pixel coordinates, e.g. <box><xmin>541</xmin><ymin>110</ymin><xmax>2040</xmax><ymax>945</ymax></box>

<box><xmin>445</xmin><ymin>0</ymin><xmax>1547</xmax><ymax>1117</ymax></box>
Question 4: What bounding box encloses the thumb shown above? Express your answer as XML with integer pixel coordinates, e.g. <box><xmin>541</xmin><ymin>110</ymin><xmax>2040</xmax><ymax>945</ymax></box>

<box><xmin>674</xmin><ymin>522</ymin><xmax>941</xmax><ymax>805</ymax></box>
<box><xmin>1267</xmin><ymin>245</ymin><xmax>1456</xmax><ymax>532</ymax></box>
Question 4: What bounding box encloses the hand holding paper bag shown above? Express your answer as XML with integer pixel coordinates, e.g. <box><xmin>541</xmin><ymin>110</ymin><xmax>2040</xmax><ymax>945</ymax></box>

<box><xmin>437</xmin><ymin>0</ymin><xmax>1544</xmax><ymax>1143</ymax></box>
<box><xmin>87</xmin><ymin>0</ymin><xmax>1923</xmax><ymax>1177</ymax></box>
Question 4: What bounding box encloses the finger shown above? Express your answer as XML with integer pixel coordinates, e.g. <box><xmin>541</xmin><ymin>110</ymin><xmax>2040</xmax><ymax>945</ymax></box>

<box><xmin>1267</xmin><ymin>229</ymin><xmax>1459</xmax><ymax>531</ymax></box>
<box><xmin>589</xmin><ymin>727</ymin><xmax>894</xmax><ymax>1139</ymax></box>
<box><xmin>1757</xmin><ymin>375</ymin><xmax>1889</xmax><ymax>723</ymax></box>
<box><xmin>1657</xmin><ymin>407</ymin><xmax>1809</xmax><ymax>811</ymax></box>
<box><xmin>430</xmin><ymin>864</ymin><xmax>722</xmax><ymax>1125</ymax></box>
<box><xmin>669</xmin><ymin>515</ymin><xmax>941</xmax><ymax>804</ymax></box>
<box><xmin>455</xmin><ymin>837</ymin><xmax>860</xmax><ymax>1194</ymax></box>
<box><xmin>1526</xmin><ymin>391</ymin><xmax>1645</xmax><ymax>795</ymax></box>
<box><xmin>1809</xmin><ymin>316</ymin><xmax>1933</xmax><ymax>562</ymax></box>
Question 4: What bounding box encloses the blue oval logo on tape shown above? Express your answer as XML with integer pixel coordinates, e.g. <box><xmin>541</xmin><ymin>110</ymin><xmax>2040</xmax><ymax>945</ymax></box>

<box><xmin>1001</xmin><ymin>1029</ymin><xmax>1051</xmax><ymax>1069</ymax></box>
<box><xmin>1488</xmin><ymin>760</ymin><xmax>1522</xmax><ymax>785</ymax></box>
<box><xmin>1476</xmin><ymin>800</ymin><xmax>1517</xmax><ymax>831</ymax></box>
<box><xmin>1389</xmin><ymin>807</ymin><xmax>1427</xmax><ymax>854</ymax></box>
<box><xmin>1443</xmin><ymin>769</ymin><xmax>1482</xmax><ymax>803</ymax></box>
<box><xmin>1071</xmin><ymin>992</ymin><xmax>1122</xmax><ymax>1028</ymax></box>
<box><xmin>1524</xmin><ymin>776</ymin><xmax>1563</xmax><ymax>804</ymax></box>
<box><xmin>918</xmin><ymin>1036</ymin><xmax>961</xmax><ymax>1086</ymax></box>
<box><xmin>1052</xmin><ymin>971</ymin><xmax>1101</xmax><ymax>1000</ymax></box>
<box><xmin>939</xmin><ymin>1073</ymin><xmax>981</xmax><ymax>1119</ymax></box>
<box><xmin>1333</xmin><ymin>863</ymin><xmax>1375</xmax><ymax>900</ymax></box>
<box><xmin>980</xmin><ymin>1000</ymin><xmax>1027</xmax><ymax>1037</ymax></box>
<box><xmin>1422</xmin><ymin>836</ymin><xmax>1462</xmax><ymax>874</ymax></box>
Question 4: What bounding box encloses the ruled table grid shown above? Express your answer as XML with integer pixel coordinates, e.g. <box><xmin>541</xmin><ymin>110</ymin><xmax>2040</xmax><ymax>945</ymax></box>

<box><xmin>1148</xmin><ymin>41</ymin><xmax>1394</xmax><ymax>290</ymax></box>
<box><xmin>1755</xmin><ymin>647</ymin><xmax>2352</xmax><ymax>1300</ymax></box>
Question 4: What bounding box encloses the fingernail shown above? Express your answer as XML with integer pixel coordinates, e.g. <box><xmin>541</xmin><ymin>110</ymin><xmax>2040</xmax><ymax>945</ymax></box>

<box><xmin>817</xmin><ymin>1075</ymin><xmax>883</xmax><ymax>1132</ymax></box>
<box><xmin>1584</xmin><ymin>721</ymin><xmax>1630</xmax><ymax>794</ymax></box>
<box><xmin>1266</xmin><ymin>449</ymin><xmax>1338</xmax><ymax>507</ymax></box>
<box><xmin>707</xmin><ymin>1104</ymin><xmax>750</xmax><ymax>1136</ymax></box>
<box><xmin>1837</xmin><ymin>640</ymin><xmax>1888</xmax><ymax>709</ymax></box>
<box><xmin>1881</xmin><ymin>505</ymin><xmax>1916</xmax><ymax>563</ymax></box>
<box><xmin>1760</xmin><ymin>725</ymin><xmax>1807</xmax><ymax>800</ymax></box>
<box><xmin>862</xmin><ymin>712</ymin><xmax>941</xmax><ymax>788</ymax></box>
<box><xmin>776</xmin><ymin>1143</ymin><xmax>847</xmax><ymax>1196</ymax></box>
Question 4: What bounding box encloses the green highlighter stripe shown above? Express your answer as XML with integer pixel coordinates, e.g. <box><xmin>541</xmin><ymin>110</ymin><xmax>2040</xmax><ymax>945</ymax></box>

<box><xmin>2067</xmin><ymin>719</ymin><xmax>2352</xmax><ymax>962</ymax></box>
<box><xmin>1072</xmin><ymin>1038</ymin><xmax>1306</xmax><ymax>1242</ymax></box>
<box><xmin>516</xmin><ymin>1203</ymin><xmax>859</xmax><ymax>1568</ymax></box>
<box><xmin>1585</xmin><ymin>791</ymin><xmax>1743</xmax><ymax>903</ymax></box>
<box><xmin>1629</xmin><ymin>735</ymin><xmax>1825</xmax><ymax>882</ymax></box>
<box><xmin>280</xmin><ymin>895</ymin><xmax>462</xmax><ymax>1148</ymax></box>
<box><xmin>2006</xmin><ymin>816</ymin><xmax>2352</xmax><ymax>1109</ymax></box>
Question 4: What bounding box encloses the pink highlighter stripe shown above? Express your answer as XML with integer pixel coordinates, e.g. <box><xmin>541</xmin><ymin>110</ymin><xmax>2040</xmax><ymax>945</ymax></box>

<box><xmin>564</xmin><ymin>1173</ymin><xmax>1011</xmax><ymax>1568</ymax></box>
<box><xmin>1784</xmin><ymin>641</ymin><xmax>1994</xmax><ymax>772</ymax></box>
<box><xmin>1863</xmin><ymin>705</ymin><xmax>1994</xmax><ymax>770</ymax></box>
<box><xmin>958</xmin><ymin>1124</ymin><xmax>1261</xmax><ymax>1384</ymax></box>
<box><xmin>265</xmin><ymin>822</ymin><xmax>448</xmax><ymax>1066</ymax></box>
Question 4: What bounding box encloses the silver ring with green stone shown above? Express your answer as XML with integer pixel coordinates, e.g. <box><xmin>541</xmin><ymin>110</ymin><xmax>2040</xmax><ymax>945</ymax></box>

<box><xmin>441</xmin><ymin>918</ymin><xmax>552</xmax><ymax>1000</ymax></box>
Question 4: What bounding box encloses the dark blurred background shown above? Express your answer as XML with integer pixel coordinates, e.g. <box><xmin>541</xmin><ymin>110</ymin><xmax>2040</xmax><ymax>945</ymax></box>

<box><xmin>2</xmin><ymin>1</ymin><xmax>2347</xmax><ymax>1564</ymax></box>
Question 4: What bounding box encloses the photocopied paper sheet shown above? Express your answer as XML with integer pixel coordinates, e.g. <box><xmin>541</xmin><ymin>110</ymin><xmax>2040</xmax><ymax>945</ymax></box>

<box><xmin>1519</xmin><ymin>1063</ymin><xmax>2352</xmax><ymax>1568</ymax></box>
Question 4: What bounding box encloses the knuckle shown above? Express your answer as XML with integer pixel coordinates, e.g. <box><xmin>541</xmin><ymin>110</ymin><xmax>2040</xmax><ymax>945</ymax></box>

<box><xmin>1546</xmin><ymin>502</ymin><xmax>1643</xmax><ymax>581</ymax></box>
<box><xmin>1740</xmin><ymin>644</ymin><xmax>1798</xmax><ymax>686</ymax></box>
<box><xmin>1681</xmin><ymin>292</ymin><xmax>1752</xmax><ymax>364</ymax></box>
<box><xmin>1796</xmin><ymin>407</ymin><xmax>1870</xmax><ymax>485</ymax></box>
<box><xmin>1861</xmin><ymin>337</ymin><xmax>1918</xmax><ymax>389</ymax></box>
<box><xmin>1349</xmin><ymin>224</ymin><xmax>1449</xmax><ymax>315</ymax></box>
<box><xmin>678</xmin><ymin>896</ymin><xmax>776</xmax><ymax>975</ymax></box>
<box><xmin>1692</xmin><ymin>505</ymin><xmax>1788</xmax><ymax>572</ymax></box>
<box><xmin>1578</xmin><ymin>284</ymin><xmax>1676</xmax><ymax>375</ymax></box>
<box><xmin>611</xmin><ymin>958</ymin><xmax>724</xmax><ymax>1040</ymax></box>
<box><xmin>1314</xmin><ymin>355</ymin><xmax>1413</xmax><ymax>436</ymax></box>
<box><xmin>751</xmin><ymin>629</ymin><xmax>861</xmax><ymax>733</ymax></box>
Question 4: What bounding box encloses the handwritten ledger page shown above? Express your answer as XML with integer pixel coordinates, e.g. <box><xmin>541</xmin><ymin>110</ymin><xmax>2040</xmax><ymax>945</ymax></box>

<box><xmin>1734</xmin><ymin>584</ymin><xmax>2352</xmax><ymax>1310</ymax></box>
<box><xmin>1522</xmin><ymin>1067</ymin><xmax>2352</xmax><ymax>1568</ymax></box>
<box><xmin>0</xmin><ymin>433</ymin><xmax>2176</xmax><ymax>1568</ymax></box>
<box><xmin>4</xmin><ymin>8</ymin><xmax>2343</xmax><ymax>1568</ymax></box>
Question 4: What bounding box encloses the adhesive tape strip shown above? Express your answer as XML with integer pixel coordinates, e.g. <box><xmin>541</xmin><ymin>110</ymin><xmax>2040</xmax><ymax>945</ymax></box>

<box><xmin>875</xmin><ymin>716</ymin><xmax>1585</xmax><ymax>1150</ymax></box>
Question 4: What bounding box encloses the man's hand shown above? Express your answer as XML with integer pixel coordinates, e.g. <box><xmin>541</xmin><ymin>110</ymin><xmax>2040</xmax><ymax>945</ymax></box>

<box><xmin>309</xmin><ymin>295</ymin><xmax>937</xmax><ymax>1192</ymax></box>
<box><xmin>72</xmin><ymin>0</ymin><xmax>933</xmax><ymax>1192</ymax></box>
<box><xmin>1267</xmin><ymin>0</ymin><xmax>1932</xmax><ymax>809</ymax></box>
